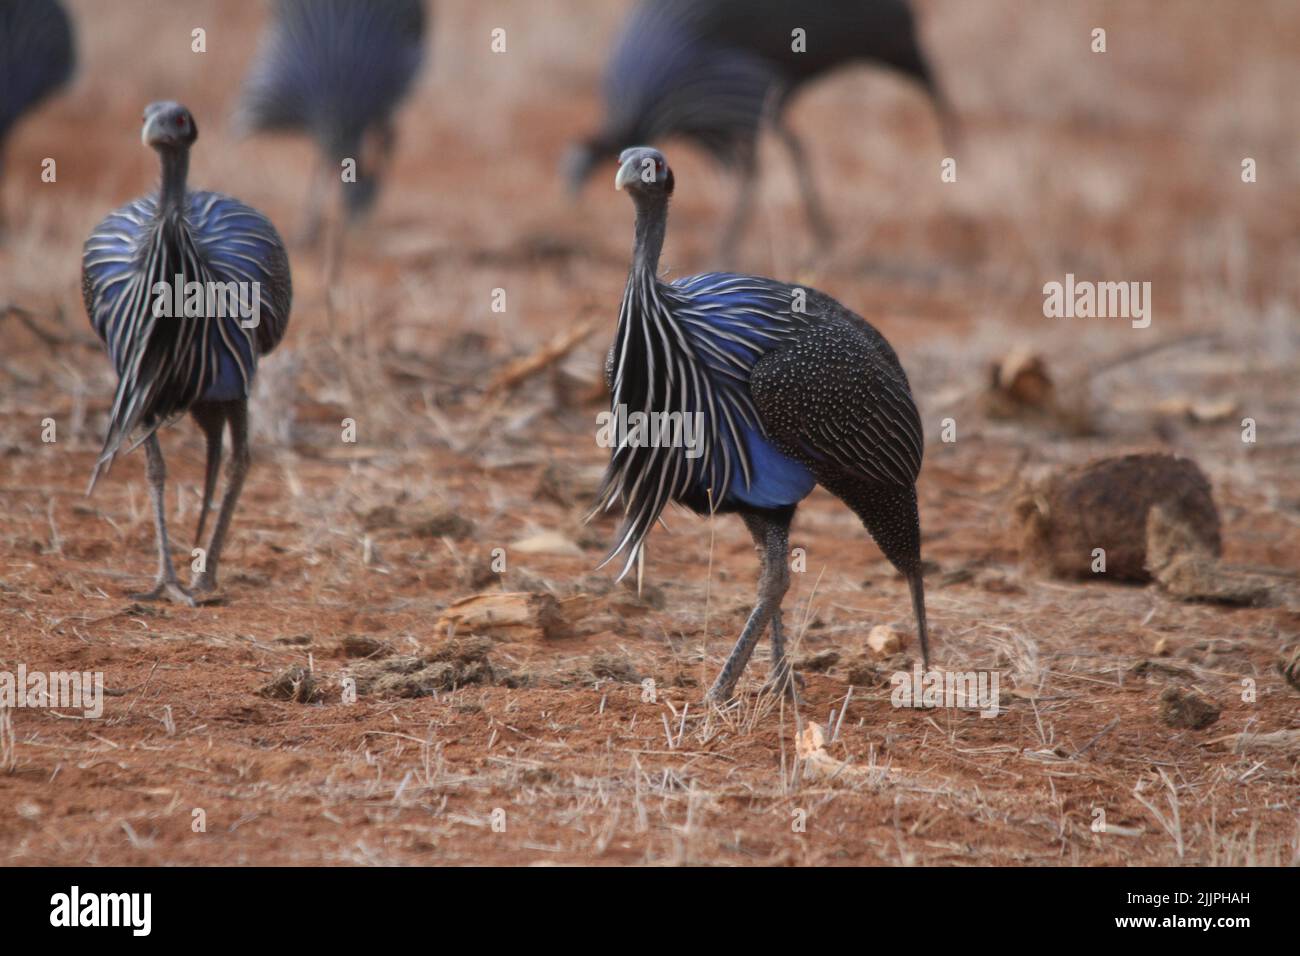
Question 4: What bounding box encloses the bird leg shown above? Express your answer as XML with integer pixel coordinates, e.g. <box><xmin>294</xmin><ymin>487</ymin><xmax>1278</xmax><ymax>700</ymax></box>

<box><xmin>715</xmin><ymin>154</ymin><xmax>759</xmax><ymax>267</ymax></box>
<box><xmin>750</xmin><ymin>512</ymin><xmax>801</xmax><ymax>701</ymax></box>
<box><xmin>706</xmin><ymin>510</ymin><xmax>794</xmax><ymax>704</ymax></box>
<box><xmin>130</xmin><ymin>433</ymin><xmax>195</xmax><ymax>606</ymax></box>
<box><xmin>190</xmin><ymin>402</ymin><xmax>225</xmax><ymax>550</ymax></box>
<box><xmin>764</xmin><ymin>601</ymin><xmax>804</xmax><ymax>703</ymax></box>
<box><xmin>297</xmin><ymin>155</ymin><xmax>329</xmax><ymax>248</ymax></box>
<box><xmin>775</xmin><ymin>120</ymin><xmax>833</xmax><ymax>251</ymax></box>
<box><xmin>191</xmin><ymin>400</ymin><xmax>250</xmax><ymax>595</ymax></box>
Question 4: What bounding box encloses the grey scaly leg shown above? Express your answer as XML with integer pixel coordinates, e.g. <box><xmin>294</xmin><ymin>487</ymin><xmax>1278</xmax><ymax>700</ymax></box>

<box><xmin>715</xmin><ymin>154</ymin><xmax>758</xmax><ymax>267</ymax></box>
<box><xmin>706</xmin><ymin>510</ymin><xmax>794</xmax><ymax>704</ymax></box>
<box><xmin>190</xmin><ymin>402</ymin><xmax>225</xmax><ymax>550</ymax></box>
<box><xmin>764</xmin><ymin>596</ymin><xmax>803</xmax><ymax>702</ymax></box>
<box><xmin>191</xmin><ymin>400</ymin><xmax>250</xmax><ymax>594</ymax></box>
<box><xmin>131</xmin><ymin>433</ymin><xmax>195</xmax><ymax>606</ymax></box>
<box><xmin>298</xmin><ymin>155</ymin><xmax>329</xmax><ymax>247</ymax></box>
<box><xmin>748</xmin><ymin>512</ymin><xmax>801</xmax><ymax>700</ymax></box>
<box><xmin>776</xmin><ymin>120</ymin><xmax>833</xmax><ymax>251</ymax></box>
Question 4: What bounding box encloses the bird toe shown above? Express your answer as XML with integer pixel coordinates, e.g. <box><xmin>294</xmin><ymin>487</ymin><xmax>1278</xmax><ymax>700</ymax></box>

<box><xmin>130</xmin><ymin>581</ymin><xmax>197</xmax><ymax>608</ymax></box>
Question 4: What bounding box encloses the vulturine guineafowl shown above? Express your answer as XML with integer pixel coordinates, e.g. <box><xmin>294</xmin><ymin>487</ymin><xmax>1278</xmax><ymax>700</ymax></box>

<box><xmin>568</xmin><ymin>0</ymin><xmax>952</xmax><ymax>259</ymax></box>
<box><xmin>592</xmin><ymin>146</ymin><xmax>929</xmax><ymax>703</ymax></box>
<box><xmin>82</xmin><ymin>102</ymin><xmax>292</xmax><ymax>604</ymax></box>
<box><xmin>0</xmin><ymin>0</ymin><xmax>74</xmax><ymax>233</ymax></box>
<box><xmin>236</xmin><ymin>0</ymin><xmax>427</xmax><ymax>247</ymax></box>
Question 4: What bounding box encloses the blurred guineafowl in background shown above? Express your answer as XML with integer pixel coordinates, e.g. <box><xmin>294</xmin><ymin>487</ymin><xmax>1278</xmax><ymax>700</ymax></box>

<box><xmin>82</xmin><ymin>102</ymin><xmax>292</xmax><ymax>605</ymax></box>
<box><xmin>0</xmin><ymin>0</ymin><xmax>74</xmax><ymax>233</ymax></box>
<box><xmin>593</xmin><ymin>146</ymin><xmax>929</xmax><ymax>702</ymax></box>
<box><xmin>569</xmin><ymin>0</ymin><xmax>952</xmax><ymax>259</ymax></box>
<box><xmin>236</xmin><ymin>0</ymin><xmax>427</xmax><ymax>248</ymax></box>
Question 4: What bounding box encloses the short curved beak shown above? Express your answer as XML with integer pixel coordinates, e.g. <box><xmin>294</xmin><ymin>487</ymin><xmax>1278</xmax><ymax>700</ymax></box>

<box><xmin>614</xmin><ymin>155</ymin><xmax>640</xmax><ymax>191</ymax></box>
<box><xmin>141</xmin><ymin>114</ymin><xmax>163</xmax><ymax>147</ymax></box>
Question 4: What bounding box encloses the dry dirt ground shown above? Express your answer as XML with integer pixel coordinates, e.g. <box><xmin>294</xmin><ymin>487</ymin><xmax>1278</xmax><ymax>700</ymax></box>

<box><xmin>1</xmin><ymin>1</ymin><xmax>1298</xmax><ymax>866</ymax></box>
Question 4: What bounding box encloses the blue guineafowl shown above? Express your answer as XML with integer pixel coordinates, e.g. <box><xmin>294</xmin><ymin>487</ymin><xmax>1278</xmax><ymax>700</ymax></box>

<box><xmin>0</xmin><ymin>0</ymin><xmax>74</xmax><ymax>232</ymax></box>
<box><xmin>569</xmin><ymin>0</ymin><xmax>952</xmax><ymax>258</ymax></box>
<box><xmin>592</xmin><ymin>146</ymin><xmax>928</xmax><ymax>702</ymax></box>
<box><xmin>82</xmin><ymin>102</ymin><xmax>292</xmax><ymax>604</ymax></box>
<box><xmin>236</xmin><ymin>0</ymin><xmax>427</xmax><ymax>244</ymax></box>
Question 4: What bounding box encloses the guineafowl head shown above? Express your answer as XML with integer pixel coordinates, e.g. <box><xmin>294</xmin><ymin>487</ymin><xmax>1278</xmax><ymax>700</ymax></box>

<box><xmin>141</xmin><ymin>101</ymin><xmax>197</xmax><ymax>151</ymax></box>
<box><xmin>614</xmin><ymin>146</ymin><xmax>674</xmax><ymax>200</ymax></box>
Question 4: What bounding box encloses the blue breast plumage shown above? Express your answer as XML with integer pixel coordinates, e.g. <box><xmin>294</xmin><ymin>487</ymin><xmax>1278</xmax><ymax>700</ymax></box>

<box><xmin>667</xmin><ymin>273</ymin><xmax>816</xmax><ymax>509</ymax></box>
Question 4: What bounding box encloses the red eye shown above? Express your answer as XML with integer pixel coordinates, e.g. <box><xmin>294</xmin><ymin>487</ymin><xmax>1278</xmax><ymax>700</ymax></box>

<box><xmin>176</xmin><ymin>116</ymin><xmax>186</xmax><ymax>128</ymax></box>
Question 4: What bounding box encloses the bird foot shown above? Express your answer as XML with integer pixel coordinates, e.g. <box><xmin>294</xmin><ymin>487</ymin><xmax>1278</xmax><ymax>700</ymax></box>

<box><xmin>761</xmin><ymin>667</ymin><xmax>805</xmax><ymax>705</ymax></box>
<box><xmin>704</xmin><ymin>680</ymin><xmax>740</xmax><ymax>710</ymax></box>
<box><xmin>130</xmin><ymin>579</ymin><xmax>196</xmax><ymax>607</ymax></box>
<box><xmin>189</xmin><ymin>571</ymin><xmax>224</xmax><ymax>601</ymax></box>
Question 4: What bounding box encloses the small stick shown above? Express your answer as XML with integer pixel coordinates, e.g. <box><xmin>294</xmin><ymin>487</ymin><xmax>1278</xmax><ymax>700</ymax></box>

<box><xmin>486</xmin><ymin>316</ymin><xmax>600</xmax><ymax>396</ymax></box>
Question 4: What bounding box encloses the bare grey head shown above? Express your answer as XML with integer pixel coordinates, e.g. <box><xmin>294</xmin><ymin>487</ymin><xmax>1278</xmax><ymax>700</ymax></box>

<box><xmin>614</xmin><ymin>146</ymin><xmax>674</xmax><ymax>202</ymax></box>
<box><xmin>141</xmin><ymin>101</ymin><xmax>198</xmax><ymax>151</ymax></box>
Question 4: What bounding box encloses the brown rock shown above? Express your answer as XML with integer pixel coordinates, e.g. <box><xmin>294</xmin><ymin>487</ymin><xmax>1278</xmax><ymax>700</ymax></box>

<box><xmin>1014</xmin><ymin>453</ymin><xmax>1220</xmax><ymax>582</ymax></box>
<box><xmin>1158</xmin><ymin>686</ymin><xmax>1220</xmax><ymax>730</ymax></box>
<box><xmin>866</xmin><ymin>624</ymin><xmax>902</xmax><ymax>657</ymax></box>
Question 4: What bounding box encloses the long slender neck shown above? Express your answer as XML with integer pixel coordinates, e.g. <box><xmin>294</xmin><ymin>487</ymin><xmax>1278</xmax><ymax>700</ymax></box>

<box><xmin>157</xmin><ymin>147</ymin><xmax>190</xmax><ymax>216</ymax></box>
<box><xmin>631</xmin><ymin>196</ymin><xmax>668</xmax><ymax>279</ymax></box>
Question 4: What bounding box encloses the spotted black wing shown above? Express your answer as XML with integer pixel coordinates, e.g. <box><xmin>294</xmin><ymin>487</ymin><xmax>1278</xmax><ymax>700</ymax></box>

<box><xmin>749</xmin><ymin>309</ymin><xmax>923</xmax><ymax>488</ymax></box>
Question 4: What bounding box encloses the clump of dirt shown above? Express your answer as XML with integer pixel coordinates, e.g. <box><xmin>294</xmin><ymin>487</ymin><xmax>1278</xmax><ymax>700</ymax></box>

<box><xmin>844</xmin><ymin>652</ymin><xmax>912</xmax><ymax>687</ymax></box>
<box><xmin>797</xmin><ymin>650</ymin><xmax>841</xmax><ymax>673</ymax></box>
<box><xmin>1159</xmin><ymin>686</ymin><xmax>1221</xmax><ymax>729</ymax></box>
<box><xmin>1172</xmin><ymin>639</ymin><xmax>1253</xmax><ymax>671</ymax></box>
<box><xmin>339</xmin><ymin>634</ymin><xmax>393</xmax><ymax>659</ymax></box>
<box><xmin>588</xmin><ymin>651</ymin><xmax>643</xmax><ymax>683</ymax></box>
<box><xmin>258</xmin><ymin>666</ymin><xmax>323</xmax><ymax>703</ymax></box>
<box><xmin>1278</xmin><ymin>646</ymin><xmax>1300</xmax><ymax>693</ymax></box>
<box><xmin>347</xmin><ymin>637</ymin><xmax>513</xmax><ymax>698</ymax></box>
<box><xmin>1014</xmin><ymin>453</ymin><xmax>1221</xmax><ymax>582</ymax></box>
<box><xmin>541</xmin><ymin>651</ymin><xmax>645</xmax><ymax>689</ymax></box>
<box><xmin>411</xmin><ymin>510</ymin><xmax>477</xmax><ymax>540</ymax></box>
<box><xmin>982</xmin><ymin>349</ymin><xmax>1097</xmax><ymax>435</ymax></box>
<box><xmin>361</xmin><ymin>503</ymin><xmax>476</xmax><ymax>540</ymax></box>
<box><xmin>1130</xmin><ymin>659</ymin><xmax>1196</xmax><ymax>680</ymax></box>
<box><xmin>1146</xmin><ymin>505</ymin><xmax>1275</xmax><ymax>606</ymax></box>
